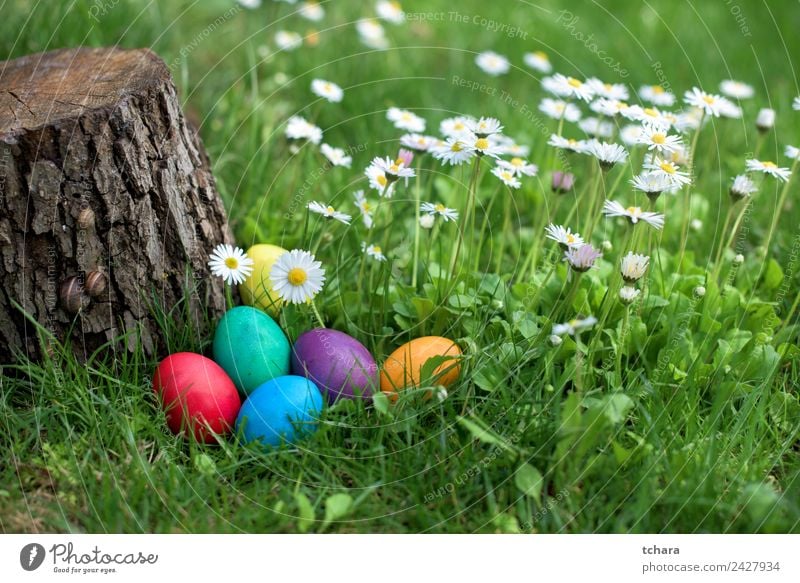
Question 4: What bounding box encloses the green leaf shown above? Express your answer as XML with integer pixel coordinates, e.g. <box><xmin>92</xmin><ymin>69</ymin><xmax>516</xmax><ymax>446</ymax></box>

<box><xmin>294</xmin><ymin>492</ymin><xmax>315</xmax><ymax>533</ymax></box>
<box><xmin>323</xmin><ymin>493</ymin><xmax>353</xmax><ymax>525</ymax></box>
<box><xmin>763</xmin><ymin>258</ymin><xmax>783</xmax><ymax>290</ymax></box>
<box><xmin>600</xmin><ymin>393</ymin><xmax>634</xmax><ymax>424</ymax></box>
<box><xmin>514</xmin><ymin>463</ymin><xmax>543</xmax><ymax>504</ymax></box>
<box><xmin>371</xmin><ymin>392</ymin><xmax>391</xmax><ymax>416</ymax></box>
<box><xmin>457</xmin><ymin>416</ymin><xmax>514</xmax><ymax>452</ymax></box>
<box><xmin>448</xmin><ymin>294</ymin><xmax>476</xmax><ymax>309</ymax></box>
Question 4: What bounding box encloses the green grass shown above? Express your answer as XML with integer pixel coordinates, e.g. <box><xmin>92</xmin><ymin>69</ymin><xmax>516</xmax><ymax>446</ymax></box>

<box><xmin>2</xmin><ymin>0</ymin><xmax>800</xmax><ymax>533</ymax></box>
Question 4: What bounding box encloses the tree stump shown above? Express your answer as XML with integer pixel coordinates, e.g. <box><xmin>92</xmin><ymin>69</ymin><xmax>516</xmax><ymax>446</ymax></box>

<box><xmin>0</xmin><ymin>47</ymin><xmax>233</xmax><ymax>362</ymax></box>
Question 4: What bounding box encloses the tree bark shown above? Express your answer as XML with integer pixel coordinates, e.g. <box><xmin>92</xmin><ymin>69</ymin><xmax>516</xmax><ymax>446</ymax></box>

<box><xmin>0</xmin><ymin>47</ymin><xmax>233</xmax><ymax>362</ymax></box>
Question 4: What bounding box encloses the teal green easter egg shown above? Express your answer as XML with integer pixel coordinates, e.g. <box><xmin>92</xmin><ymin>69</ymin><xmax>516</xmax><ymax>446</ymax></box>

<box><xmin>212</xmin><ymin>306</ymin><xmax>290</xmax><ymax>395</ymax></box>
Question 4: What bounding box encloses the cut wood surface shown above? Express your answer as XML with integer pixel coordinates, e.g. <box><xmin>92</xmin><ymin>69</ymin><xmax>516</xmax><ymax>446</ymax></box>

<box><xmin>0</xmin><ymin>47</ymin><xmax>233</xmax><ymax>361</ymax></box>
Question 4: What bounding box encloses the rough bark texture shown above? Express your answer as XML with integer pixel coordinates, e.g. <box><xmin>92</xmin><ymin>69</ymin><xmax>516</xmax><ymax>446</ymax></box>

<box><xmin>0</xmin><ymin>47</ymin><xmax>233</xmax><ymax>362</ymax></box>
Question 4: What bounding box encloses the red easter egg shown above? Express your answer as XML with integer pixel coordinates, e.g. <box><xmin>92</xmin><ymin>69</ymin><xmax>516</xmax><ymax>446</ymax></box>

<box><xmin>152</xmin><ymin>352</ymin><xmax>241</xmax><ymax>443</ymax></box>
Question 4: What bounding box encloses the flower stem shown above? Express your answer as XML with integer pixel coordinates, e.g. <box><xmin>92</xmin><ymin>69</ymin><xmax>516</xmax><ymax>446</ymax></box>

<box><xmin>411</xmin><ymin>157</ymin><xmax>423</xmax><ymax>288</ymax></box>
<box><xmin>310</xmin><ymin>297</ymin><xmax>326</xmax><ymax>328</ymax></box>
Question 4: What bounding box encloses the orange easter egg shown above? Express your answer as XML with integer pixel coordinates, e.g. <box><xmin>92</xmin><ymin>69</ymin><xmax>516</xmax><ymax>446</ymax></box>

<box><xmin>380</xmin><ymin>336</ymin><xmax>462</xmax><ymax>398</ymax></box>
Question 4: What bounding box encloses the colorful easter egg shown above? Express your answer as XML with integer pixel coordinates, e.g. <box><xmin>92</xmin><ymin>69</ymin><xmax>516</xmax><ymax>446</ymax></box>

<box><xmin>380</xmin><ymin>336</ymin><xmax>462</xmax><ymax>397</ymax></box>
<box><xmin>212</xmin><ymin>306</ymin><xmax>291</xmax><ymax>395</ymax></box>
<box><xmin>239</xmin><ymin>243</ymin><xmax>288</xmax><ymax>314</ymax></box>
<box><xmin>152</xmin><ymin>352</ymin><xmax>241</xmax><ymax>443</ymax></box>
<box><xmin>236</xmin><ymin>375</ymin><xmax>324</xmax><ymax>448</ymax></box>
<box><xmin>291</xmin><ymin>328</ymin><xmax>377</xmax><ymax>403</ymax></box>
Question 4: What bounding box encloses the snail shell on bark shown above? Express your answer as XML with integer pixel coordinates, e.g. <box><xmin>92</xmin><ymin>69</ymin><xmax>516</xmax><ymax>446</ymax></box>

<box><xmin>59</xmin><ymin>276</ymin><xmax>88</xmax><ymax>314</ymax></box>
<box><xmin>85</xmin><ymin>270</ymin><xmax>107</xmax><ymax>297</ymax></box>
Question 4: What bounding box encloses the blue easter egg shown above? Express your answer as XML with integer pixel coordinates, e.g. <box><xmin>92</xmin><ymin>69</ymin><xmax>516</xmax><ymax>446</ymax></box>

<box><xmin>236</xmin><ymin>375</ymin><xmax>324</xmax><ymax>448</ymax></box>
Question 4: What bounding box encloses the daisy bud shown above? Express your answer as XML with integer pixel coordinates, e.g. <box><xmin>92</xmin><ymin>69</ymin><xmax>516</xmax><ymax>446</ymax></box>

<box><xmin>419</xmin><ymin>214</ymin><xmax>435</xmax><ymax>229</ymax></box>
<box><xmin>730</xmin><ymin>174</ymin><xmax>758</xmax><ymax>200</ymax></box>
<box><xmin>620</xmin><ymin>252</ymin><xmax>649</xmax><ymax>283</ymax></box>
<box><xmin>693</xmin><ymin>285</ymin><xmax>706</xmax><ymax>298</ymax></box>
<box><xmin>756</xmin><ymin>108</ymin><xmax>775</xmax><ymax>132</ymax></box>
<box><xmin>733</xmin><ymin>253</ymin><xmax>744</xmax><ymax>266</ymax></box>
<box><xmin>397</xmin><ymin>148</ymin><xmax>414</xmax><ymax>167</ymax></box>
<box><xmin>549</xmin><ymin>334</ymin><xmax>563</xmax><ymax>347</ymax></box>
<box><xmin>602</xmin><ymin>240</ymin><xmax>613</xmax><ymax>252</ymax></box>
<box><xmin>690</xmin><ymin>219</ymin><xmax>703</xmax><ymax>231</ymax></box>
<box><xmin>565</xmin><ymin>243</ymin><xmax>602</xmax><ymax>272</ymax></box>
<box><xmin>551</xmin><ymin>171</ymin><xmax>575</xmax><ymax>193</ymax></box>
<box><xmin>619</xmin><ymin>286</ymin><xmax>641</xmax><ymax>305</ymax></box>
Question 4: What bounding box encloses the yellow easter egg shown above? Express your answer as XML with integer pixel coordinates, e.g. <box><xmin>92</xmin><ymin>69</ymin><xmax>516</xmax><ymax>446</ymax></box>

<box><xmin>239</xmin><ymin>244</ymin><xmax>287</xmax><ymax>314</ymax></box>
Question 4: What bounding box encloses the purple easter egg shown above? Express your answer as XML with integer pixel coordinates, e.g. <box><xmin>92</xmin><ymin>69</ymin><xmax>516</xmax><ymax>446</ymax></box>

<box><xmin>291</xmin><ymin>328</ymin><xmax>378</xmax><ymax>403</ymax></box>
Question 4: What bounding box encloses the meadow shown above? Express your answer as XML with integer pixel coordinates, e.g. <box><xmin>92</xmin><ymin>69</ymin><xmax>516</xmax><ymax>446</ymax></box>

<box><xmin>1</xmin><ymin>0</ymin><xmax>800</xmax><ymax>533</ymax></box>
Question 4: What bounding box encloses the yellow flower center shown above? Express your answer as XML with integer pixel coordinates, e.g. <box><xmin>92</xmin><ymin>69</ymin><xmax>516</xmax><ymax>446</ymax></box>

<box><xmin>652</xmin><ymin>85</ymin><xmax>664</xmax><ymax>93</ymax></box>
<box><xmin>373</xmin><ymin>245</ymin><xmax>382</xmax><ymax>253</ymax></box>
<box><xmin>702</xmin><ymin>95</ymin><xmax>715</xmax><ymax>105</ymax></box>
<box><xmin>224</xmin><ymin>257</ymin><xmax>239</xmax><ymax>269</ymax></box>
<box><xmin>326</xmin><ymin>206</ymin><xmax>335</xmax><ymax>214</ymax></box>
<box><xmin>377</xmin><ymin>174</ymin><xmax>387</xmax><ymax>186</ymax></box>
<box><xmin>651</xmin><ymin>133</ymin><xmax>666</xmax><ymax>144</ymax></box>
<box><xmin>389</xmin><ymin>164</ymin><xmax>400</xmax><ymax>173</ymax></box>
<box><xmin>362</xmin><ymin>202</ymin><xmax>373</xmax><ymax>212</ymax></box>
<box><xmin>644</xmin><ymin>108</ymin><xmax>658</xmax><ymax>117</ymax></box>
<box><xmin>475</xmin><ymin>138</ymin><xmax>490</xmax><ymax>150</ymax></box>
<box><xmin>568</xmin><ymin>319</ymin><xmax>579</xmax><ymax>327</ymax></box>
<box><xmin>453</xmin><ymin>122</ymin><xmax>464</xmax><ymax>130</ymax></box>
<box><xmin>450</xmin><ymin>142</ymin><xmax>463</xmax><ymax>152</ymax></box>
<box><xmin>566</xmin><ymin>234</ymin><xmax>575</xmax><ymax>243</ymax></box>
<box><xmin>533</xmin><ymin>50</ymin><xmax>548</xmax><ymax>59</ymax></box>
<box><xmin>659</xmin><ymin>161</ymin><xmax>676</xmax><ymax>174</ymax></box>
<box><xmin>401</xmin><ymin>112</ymin><xmax>412</xmax><ymax>120</ymax></box>
<box><xmin>567</xmin><ymin>77</ymin><xmax>582</xmax><ymax>88</ymax></box>
<box><xmin>501</xmin><ymin>171</ymin><xmax>513</xmax><ymax>180</ymax></box>
<box><xmin>511</xmin><ymin>157</ymin><xmax>524</xmax><ymax>167</ymax></box>
<box><xmin>435</xmin><ymin>203</ymin><xmax>446</xmax><ymax>212</ymax></box>
<box><xmin>287</xmin><ymin>268</ymin><xmax>308</xmax><ymax>286</ymax></box>
<box><xmin>762</xmin><ymin>161</ymin><xmax>776</xmax><ymax>168</ymax></box>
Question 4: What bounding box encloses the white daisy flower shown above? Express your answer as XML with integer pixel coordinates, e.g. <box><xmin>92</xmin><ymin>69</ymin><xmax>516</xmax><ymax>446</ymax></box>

<box><xmin>466</xmin><ymin>116</ymin><xmax>504</xmax><ymax>137</ymax></box>
<box><xmin>564</xmin><ymin>244</ymin><xmax>602</xmax><ymax>272</ymax></box>
<box><xmin>603</xmin><ymin>200</ymin><xmax>665</xmax><ymax>230</ymax></box>
<box><xmin>730</xmin><ymin>174</ymin><xmax>758</xmax><ymax>199</ymax></box>
<box><xmin>497</xmin><ymin>141</ymin><xmax>531</xmax><ymax>157</ymax></box>
<box><xmin>620</xmin><ymin>252</ymin><xmax>650</xmax><ymax>283</ymax></box>
<box><xmin>585</xmin><ymin>140</ymin><xmax>628</xmax><ymax>168</ymax></box>
<box><xmin>578</xmin><ymin>116</ymin><xmax>614</xmax><ymax>138</ymax></box>
<box><xmin>591</xmin><ymin>98</ymin><xmax>628</xmax><ymax>117</ymax></box>
<box><xmin>299</xmin><ymin>1</ymin><xmax>324</xmax><ymax>22</ymax></box>
<box><xmin>353</xmin><ymin>190</ymin><xmax>375</xmax><ymax>228</ymax></box>
<box><xmin>674</xmin><ymin>108</ymin><xmax>705</xmax><ymax>132</ymax></box>
<box><xmin>545</xmin><ymin>224</ymin><xmax>584</xmax><ymax>249</ymax></box>
<box><xmin>636</xmin><ymin>123</ymin><xmax>684</xmax><ymax>153</ymax></box>
<box><xmin>311</xmin><ymin>79</ymin><xmax>343</xmax><ymax>103</ymax></box>
<box><xmin>475</xmin><ymin>51</ymin><xmax>510</xmax><ymax>76</ymax></box>
<box><xmin>586</xmin><ymin>78</ymin><xmax>629</xmax><ymax>101</ymax></box>
<box><xmin>320</xmin><ymin>143</ymin><xmax>352</xmax><ymax>168</ymax></box>
<box><xmin>756</xmin><ymin>108</ymin><xmax>776</xmax><ymax>131</ymax></box>
<box><xmin>400</xmin><ymin>133</ymin><xmax>438</xmax><ymax>152</ymax></box>
<box><xmin>719</xmin><ymin>80</ymin><xmax>754</xmax><ymax>100</ymax></box>
<box><xmin>362</xmin><ymin>242</ymin><xmax>387</xmax><ymax>261</ymax></box>
<box><xmin>497</xmin><ymin>157</ymin><xmax>538</xmax><ymax>177</ymax></box>
<box><xmin>491</xmin><ymin>166</ymin><xmax>522</xmax><ymax>189</ymax></box>
<box><xmin>238</xmin><ymin>0</ymin><xmax>262</xmax><ymax>8</ymax></box>
<box><xmin>718</xmin><ymin>98</ymin><xmax>743</xmax><ymax>119</ymax></box>
<box><xmin>462</xmin><ymin>131</ymin><xmax>503</xmax><ymax>158</ymax></box>
<box><xmin>421</xmin><ymin>202</ymin><xmax>459</xmax><ymax>222</ymax></box>
<box><xmin>683</xmin><ymin>87</ymin><xmax>725</xmax><ymax>117</ymax></box>
<box><xmin>542</xmin><ymin>74</ymin><xmax>594</xmax><ymax>102</ymax></box>
<box><xmin>372</xmin><ymin>155</ymin><xmax>415</xmax><ymax>180</ymax></box>
<box><xmin>307</xmin><ymin>201</ymin><xmax>351</xmax><ymax>224</ymax></box>
<box><xmin>419</xmin><ymin>214</ymin><xmax>435</xmax><ymax>229</ymax></box>
<box><xmin>745</xmin><ymin>159</ymin><xmax>792</xmax><ymax>182</ymax></box>
<box><xmin>539</xmin><ymin>98</ymin><xmax>582</xmax><ymax>122</ymax></box>
<box><xmin>375</xmin><ymin>0</ymin><xmax>404</xmax><ymax>24</ymax></box>
<box><xmin>387</xmin><ymin>107</ymin><xmax>426</xmax><ymax>132</ymax></box>
<box><xmin>523</xmin><ymin>51</ymin><xmax>552</xmax><ymax>73</ymax></box>
<box><xmin>631</xmin><ymin>171</ymin><xmax>674</xmax><ymax>199</ymax></box>
<box><xmin>270</xmin><ymin>249</ymin><xmax>325</xmax><ymax>304</ymax></box>
<box><xmin>643</xmin><ymin>157</ymin><xmax>692</xmax><ymax>188</ymax></box>
<box><xmin>364</xmin><ymin>164</ymin><xmax>394</xmax><ymax>196</ymax></box>
<box><xmin>275</xmin><ymin>30</ymin><xmax>302</xmax><ymax>51</ymax></box>
<box><xmin>430</xmin><ymin>135</ymin><xmax>477</xmax><ymax>166</ymax></box>
<box><xmin>356</xmin><ymin>19</ymin><xmax>388</xmax><ymax>49</ymax></box>
<box><xmin>439</xmin><ymin>116</ymin><xmax>474</xmax><ymax>137</ymax></box>
<box><xmin>623</xmin><ymin>105</ymin><xmax>672</xmax><ymax>129</ymax></box>
<box><xmin>285</xmin><ymin>115</ymin><xmax>322</xmax><ymax>144</ymax></box>
<box><xmin>619</xmin><ymin>286</ymin><xmax>641</xmax><ymax>304</ymax></box>
<box><xmin>619</xmin><ymin>124</ymin><xmax>643</xmax><ymax>145</ymax></box>
<box><xmin>208</xmin><ymin>244</ymin><xmax>254</xmax><ymax>286</ymax></box>
<box><xmin>794</xmin><ymin>97</ymin><xmax>800</xmax><ymax>110</ymax></box>
<box><xmin>553</xmin><ymin>316</ymin><xmax>598</xmax><ymax>336</ymax></box>
<box><xmin>638</xmin><ymin>84</ymin><xmax>675</xmax><ymax>107</ymax></box>
<box><xmin>548</xmin><ymin>134</ymin><xmax>588</xmax><ymax>153</ymax></box>
<box><xmin>785</xmin><ymin>145</ymin><xmax>800</xmax><ymax>161</ymax></box>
